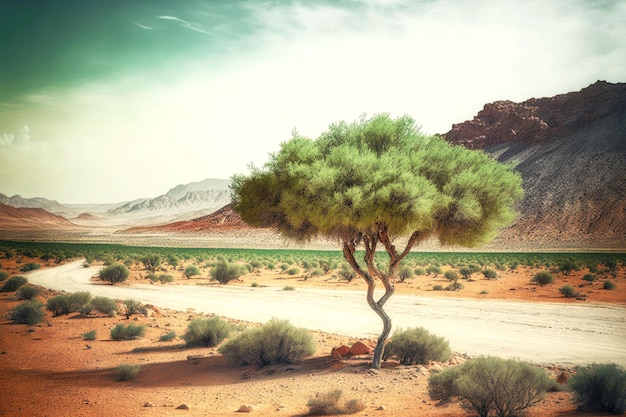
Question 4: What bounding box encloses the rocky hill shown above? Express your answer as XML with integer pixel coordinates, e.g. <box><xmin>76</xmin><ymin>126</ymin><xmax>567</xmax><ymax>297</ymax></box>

<box><xmin>444</xmin><ymin>81</ymin><xmax>626</xmax><ymax>249</ymax></box>
<box><xmin>0</xmin><ymin>202</ymin><xmax>78</xmax><ymax>230</ymax></box>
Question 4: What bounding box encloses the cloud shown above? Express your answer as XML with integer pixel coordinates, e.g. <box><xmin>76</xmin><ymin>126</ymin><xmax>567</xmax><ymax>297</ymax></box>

<box><xmin>131</xmin><ymin>21</ymin><xmax>152</xmax><ymax>30</ymax></box>
<box><xmin>157</xmin><ymin>15</ymin><xmax>215</xmax><ymax>36</ymax></box>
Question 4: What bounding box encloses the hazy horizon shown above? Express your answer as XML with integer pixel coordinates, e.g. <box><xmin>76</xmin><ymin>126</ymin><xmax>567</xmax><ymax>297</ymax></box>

<box><xmin>1</xmin><ymin>0</ymin><xmax>624</xmax><ymax>204</ymax></box>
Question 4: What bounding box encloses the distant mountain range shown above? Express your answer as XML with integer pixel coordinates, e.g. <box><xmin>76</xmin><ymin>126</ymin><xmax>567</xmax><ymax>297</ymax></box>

<box><xmin>1</xmin><ymin>81</ymin><xmax>624</xmax><ymax>250</ymax></box>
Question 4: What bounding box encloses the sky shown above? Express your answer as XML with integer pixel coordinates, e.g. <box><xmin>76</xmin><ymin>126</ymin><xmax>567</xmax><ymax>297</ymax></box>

<box><xmin>0</xmin><ymin>0</ymin><xmax>624</xmax><ymax>204</ymax></box>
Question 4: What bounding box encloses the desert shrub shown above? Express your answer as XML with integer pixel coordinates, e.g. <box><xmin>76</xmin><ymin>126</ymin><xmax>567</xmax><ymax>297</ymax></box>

<box><xmin>444</xmin><ymin>270</ymin><xmax>459</xmax><ymax>281</ymax></box>
<box><xmin>311</xmin><ymin>268</ymin><xmax>324</xmax><ymax>276</ymax></box>
<box><xmin>306</xmin><ymin>389</ymin><xmax>365</xmax><ymax>416</ymax></box>
<box><xmin>115</xmin><ymin>364</ymin><xmax>140</xmax><ymax>381</ymax></box>
<box><xmin>266</xmin><ymin>262</ymin><xmax>276</xmax><ymax>270</ymax></box>
<box><xmin>1</xmin><ymin>275</ymin><xmax>27</xmax><ymax>292</ymax></box>
<box><xmin>210</xmin><ymin>260</ymin><xmax>244</xmax><ymax>284</ymax></box>
<box><xmin>603</xmin><ymin>280</ymin><xmax>616</xmax><ymax>290</ymax></box>
<box><xmin>428</xmin><ymin>356</ymin><xmax>552</xmax><ymax>417</ymax></box>
<box><xmin>337</xmin><ymin>264</ymin><xmax>356</xmax><ymax>281</ymax></box>
<box><xmin>287</xmin><ymin>267</ymin><xmax>301</xmax><ymax>275</ymax></box>
<box><xmin>183</xmin><ymin>316</ymin><xmax>232</xmax><ymax>347</ymax></box>
<box><xmin>559</xmin><ymin>284</ymin><xmax>580</xmax><ymax>298</ymax></box>
<box><xmin>433</xmin><ymin>285</ymin><xmax>444</xmax><ymax>291</ymax></box>
<box><xmin>184</xmin><ymin>265</ymin><xmax>201</xmax><ymax>279</ymax></box>
<box><xmin>414</xmin><ymin>267</ymin><xmax>426</xmax><ymax>276</ymax></box>
<box><xmin>398</xmin><ymin>265</ymin><xmax>415</xmax><ymax>282</ymax></box>
<box><xmin>582</xmin><ymin>273</ymin><xmax>597</xmax><ymax>282</ymax></box>
<box><xmin>426</xmin><ymin>265</ymin><xmax>442</xmax><ymax>277</ymax></box>
<box><xmin>382</xmin><ymin>327</ymin><xmax>451</xmax><ymax>365</ymax></box>
<box><xmin>283</xmin><ymin>285</ymin><xmax>295</xmax><ymax>291</ymax></box>
<box><xmin>569</xmin><ymin>363</ymin><xmax>626</xmax><ymax>414</ymax></box>
<box><xmin>90</xmin><ymin>296</ymin><xmax>117</xmax><ymax>317</ymax></box>
<box><xmin>483</xmin><ymin>268</ymin><xmax>498</xmax><ymax>279</ymax></box>
<box><xmin>83</xmin><ymin>330</ymin><xmax>97</xmax><ymax>341</ymax></box>
<box><xmin>16</xmin><ymin>285</ymin><xmax>41</xmax><ymax>300</ymax></box>
<box><xmin>531</xmin><ymin>271</ymin><xmax>554</xmax><ymax>286</ymax></box>
<box><xmin>46</xmin><ymin>291</ymin><xmax>92</xmax><ymax>316</ymax></box>
<box><xmin>9</xmin><ymin>300</ymin><xmax>44</xmax><ymax>325</ymax></box>
<box><xmin>279</xmin><ymin>263</ymin><xmax>290</xmax><ymax>271</ymax></box>
<box><xmin>219</xmin><ymin>318</ymin><xmax>315</xmax><ymax>366</ymax></box>
<box><xmin>0</xmin><ymin>271</ymin><xmax>8</xmax><ymax>281</ymax></box>
<box><xmin>159</xmin><ymin>331</ymin><xmax>177</xmax><ymax>341</ymax></box>
<box><xmin>99</xmin><ymin>263</ymin><xmax>129</xmax><ymax>285</ymax></box>
<box><xmin>428</xmin><ymin>364</ymin><xmax>463</xmax><ymax>401</ymax></box>
<box><xmin>111</xmin><ymin>323</ymin><xmax>145</xmax><ymax>340</ymax></box>
<box><xmin>559</xmin><ymin>260</ymin><xmax>580</xmax><ymax>275</ymax></box>
<box><xmin>122</xmin><ymin>299</ymin><xmax>143</xmax><ymax>319</ymax></box>
<box><xmin>459</xmin><ymin>266</ymin><xmax>472</xmax><ymax>279</ymax></box>
<box><xmin>19</xmin><ymin>262</ymin><xmax>41</xmax><ymax>272</ymax></box>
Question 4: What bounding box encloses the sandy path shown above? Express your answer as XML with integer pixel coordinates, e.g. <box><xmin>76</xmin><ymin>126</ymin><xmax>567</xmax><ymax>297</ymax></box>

<box><xmin>27</xmin><ymin>260</ymin><xmax>626</xmax><ymax>367</ymax></box>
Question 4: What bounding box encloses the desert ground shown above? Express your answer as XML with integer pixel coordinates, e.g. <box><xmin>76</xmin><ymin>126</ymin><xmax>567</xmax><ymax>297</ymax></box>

<box><xmin>1</xmin><ymin>255</ymin><xmax>625</xmax><ymax>417</ymax></box>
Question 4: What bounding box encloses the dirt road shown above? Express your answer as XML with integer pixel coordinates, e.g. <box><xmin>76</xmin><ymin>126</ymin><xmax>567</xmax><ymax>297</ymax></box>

<box><xmin>27</xmin><ymin>260</ymin><xmax>626</xmax><ymax>367</ymax></box>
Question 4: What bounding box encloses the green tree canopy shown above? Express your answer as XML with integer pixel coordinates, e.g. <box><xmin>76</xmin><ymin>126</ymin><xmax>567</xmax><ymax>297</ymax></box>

<box><xmin>231</xmin><ymin>113</ymin><xmax>523</xmax><ymax>368</ymax></box>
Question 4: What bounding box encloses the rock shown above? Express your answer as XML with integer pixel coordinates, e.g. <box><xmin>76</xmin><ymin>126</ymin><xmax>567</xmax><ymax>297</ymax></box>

<box><xmin>557</xmin><ymin>372</ymin><xmax>569</xmax><ymax>384</ymax></box>
<box><xmin>376</xmin><ymin>405</ymin><xmax>386</xmax><ymax>410</ymax></box>
<box><xmin>348</xmin><ymin>341</ymin><xmax>373</xmax><ymax>357</ymax></box>
<box><xmin>331</xmin><ymin>345</ymin><xmax>351</xmax><ymax>358</ymax></box>
<box><xmin>175</xmin><ymin>404</ymin><xmax>189</xmax><ymax>410</ymax></box>
<box><xmin>143</xmin><ymin>402</ymin><xmax>158</xmax><ymax>407</ymax></box>
<box><xmin>237</xmin><ymin>404</ymin><xmax>253</xmax><ymax>412</ymax></box>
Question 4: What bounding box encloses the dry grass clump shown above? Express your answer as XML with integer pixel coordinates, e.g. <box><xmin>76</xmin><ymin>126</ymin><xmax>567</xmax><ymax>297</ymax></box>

<box><xmin>306</xmin><ymin>389</ymin><xmax>365</xmax><ymax>416</ymax></box>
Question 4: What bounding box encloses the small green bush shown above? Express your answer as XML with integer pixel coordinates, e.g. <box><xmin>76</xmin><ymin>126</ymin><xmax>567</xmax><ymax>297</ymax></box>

<box><xmin>337</xmin><ymin>264</ymin><xmax>356</xmax><ymax>281</ymax></box>
<box><xmin>459</xmin><ymin>266</ymin><xmax>472</xmax><ymax>279</ymax></box>
<box><xmin>398</xmin><ymin>265</ymin><xmax>415</xmax><ymax>282</ymax></box>
<box><xmin>582</xmin><ymin>273</ymin><xmax>597</xmax><ymax>282</ymax></box>
<box><xmin>122</xmin><ymin>299</ymin><xmax>143</xmax><ymax>319</ymax></box>
<box><xmin>444</xmin><ymin>270</ymin><xmax>459</xmax><ymax>281</ymax></box>
<box><xmin>482</xmin><ymin>268</ymin><xmax>498</xmax><ymax>279</ymax></box>
<box><xmin>19</xmin><ymin>262</ymin><xmax>41</xmax><ymax>272</ymax></box>
<box><xmin>426</xmin><ymin>265</ymin><xmax>443</xmax><ymax>277</ymax></box>
<box><xmin>0</xmin><ymin>271</ymin><xmax>9</xmax><ymax>281</ymax></box>
<box><xmin>210</xmin><ymin>260</ymin><xmax>244</xmax><ymax>284</ymax></box>
<box><xmin>110</xmin><ymin>323</ymin><xmax>146</xmax><ymax>340</ymax></box>
<box><xmin>306</xmin><ymin>389</ymin><xmax>365</xmax><ymax>416</ymax></box>
<box><xmin>433</xmin><ymin>285</ymin><xmax>444</xmax><ymax>291</ymax></box>
<box><xmin>559</xmin><ymin>284</ymin><xmax>580</xmax><ymax>298</ymax></box>
<box><xmin>46</xmin><ymin>291</ymin><xmax>92</xmax><ymax>316</ymax></box>
<box><xmin>159</xmin><ymin>331</ymin><xmax>177</xmax><ymax>341</ymax></box>
<box><xmin>414</xmin><ymin>267</ymin><xmax>426</xmax><ymax>276</ymax></box>
<box><xmin>428</xmin><ymin>356</ymin><xmax>552</xmax><ymax>417</ymax></box>
<box><xmin>115</xmin><ymin>364</ymin><xmax>140</xmax><ymax>381</ymax></box>
<box><xmin>383</xmin><ymin>327</ymin><xmax>451</xmax><ymax>365</ymax></box>
<box><xmin>219</xmin><ymin>318</ymin><xmax>315</xmax><ymax>366</ymax></box>
<box><xmin>184</xmin><ymin>265</ymin><xmax>201</xmax><ymax>279</ymax></box>
<box><xmin>183</xmin><ymin>316</ymin><xmax>232</xmax><ymax>347</ymax></box>
<box><xmin>283</xmin><ymin>285</ymin><xmax>295</xmax><ymax>291</ymax></box>
<box><xmin>9</xmin><ymin>300</ymin><xmax>44</xmax><ymax>325</ymax></box>
<box><xmin>83</xmin><ymin>330</ymin><xmax>97</xmax><ymax>340</ymax></box>
<box><xmin>251</xmin><ymin>282</ymin><xmax>259</xmax><ymax>287</ymax></box>
<box><xmin>604</xmin><ymin>280</ymin><xmax>617</xmax><ymax>290</ymax></box>
<box><xmin>89</xmin><ymin>296</ymin><xmax>117</xmax><ymax>317</ymax></box>
<box><xmin>569</xmin><ymin>363</ymin><xmax>626</xmax><ymax>414</ymax></box>
<box><xmin>531</xmin><ymin>271</ymin><xmax>554</xmax><ymax>286</ymax></box>
<box><xmin>16</xmin><ymin>285</ymin><xmax>41</xmax><ymax>300</ymax></box>
<box><xmin>1</xmin><ymin>275</ymin><xmax>27</xmax><ymax>292</ymax></box>
<box><xmin>287</xmin><ymin>267</ymin><xmax>301</xmax><ymax>275</ymax></box>
<box><xmin>99</xmin><ymin>263</ymin><xmax>129</xmax><ymax>285</ymax></box>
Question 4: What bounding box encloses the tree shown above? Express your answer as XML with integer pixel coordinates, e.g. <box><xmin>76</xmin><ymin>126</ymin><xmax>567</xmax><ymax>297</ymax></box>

<box><xmin>231</xmin><ymin>114</ymin><xmax>523</xmax><ymax>369</ymax></box>
<box><xmin>99</xmin><ymin>263</ymin><xmax>129</xmax><ymax>285</ymax></box>
<box><xmin>184</xmin><ymin>265</ymin><xmax>201</xmax><ymax>279</ymax></box>
<box><xmin>141</xmin><ymin>254</ymin><xmax>162</xmax><ymax>273</ymax></box>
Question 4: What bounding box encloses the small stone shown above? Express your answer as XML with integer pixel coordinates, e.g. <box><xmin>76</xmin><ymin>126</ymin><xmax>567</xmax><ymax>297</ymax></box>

<box><xmin>237</xmin><ymin>404</ymin><xmax>253</xmax><ymax>412</ymax></box>
<box><xmin>376</xmin><ymin>405</ymin><xmax>386</xmax><ymax>410</ymax></box>
<box><xmin>175</xmin><ymin>404</ymin><xmax>189</xmax><ymax>410</ymax></box>
<box><xmin>143</xmin><ymin>402</ymin><xmax>157</xmax><ymax>407</ymax></box>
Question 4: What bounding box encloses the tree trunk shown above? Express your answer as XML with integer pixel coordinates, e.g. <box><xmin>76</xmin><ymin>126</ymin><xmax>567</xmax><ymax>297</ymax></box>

<box><xmin>366</xmin><ymin>280</ymin><xmax>393</xmax><ymax>369</ymax></box>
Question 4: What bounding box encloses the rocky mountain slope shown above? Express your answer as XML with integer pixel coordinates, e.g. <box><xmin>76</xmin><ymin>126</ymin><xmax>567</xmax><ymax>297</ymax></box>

<box><xmin>444</xmin><ymin>81</ymin><xmax>626</xmax><ymax>249</ymax></box>
<box><xmin>0</xmin><ymin>202</ymin><xmax>78</xmax><ymax>230</ymax></box>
